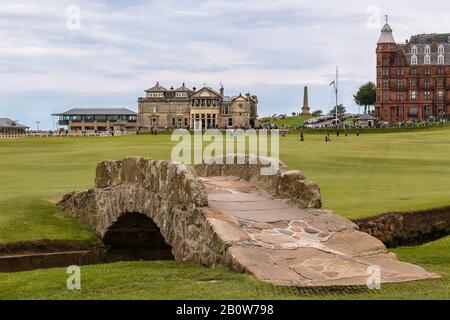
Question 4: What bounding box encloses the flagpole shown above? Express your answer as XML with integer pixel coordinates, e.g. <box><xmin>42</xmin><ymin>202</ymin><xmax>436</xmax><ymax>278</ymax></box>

<box><xmin>335</xmin><ymin>66</ymin><xmax>338</xmax><ymax>121</ymax></box>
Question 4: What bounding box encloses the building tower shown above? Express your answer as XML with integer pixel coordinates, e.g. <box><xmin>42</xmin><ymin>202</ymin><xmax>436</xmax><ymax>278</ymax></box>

<box><xmin>301</xmin><ymin>86</ymin><xmax>311</xmax><ymax>115</ymax></box>
<box><xmin>375</xmin><ymin>15</ymin><xmax>398</xmax><ymax>121</ymax></box>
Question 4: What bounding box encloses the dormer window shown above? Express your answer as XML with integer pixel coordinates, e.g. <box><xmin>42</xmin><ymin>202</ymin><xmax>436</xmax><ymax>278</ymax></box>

<box><xmin>424</xmin><ymin>45</ymin><xmax>431</xmax><ymax>55</ymax></box>
<box><xmin>438</xmin><ymin>45</ymin><xmax>445</xmax><ymax>55</ymax></box>
<box><xmin>147</xmin><ymin>92</ymin><xmax>164</xmax><ymax>98</ymax></box>
<box><xmin>424</xmin><ymin>55</ymin><xmax>431</xmax><ymax>65</ymax></box>
<box><xmin>175</xmin><ymin>92</ymin><xmax>187</xmax><ymax>98</ymax></box>
<box><xmin>411</xmin><ymin>45</ymin><xmax>418</xmax><ymax>55</ymax></box>
<box><xmin>411</xmin><ymin>55</ymin><xmax>418</xmax><ymax>65</ymax></box>
<box><xmin>438</xmin><ymin>54</ymin><xmax>445</xmax><ymax>65</ymax></box>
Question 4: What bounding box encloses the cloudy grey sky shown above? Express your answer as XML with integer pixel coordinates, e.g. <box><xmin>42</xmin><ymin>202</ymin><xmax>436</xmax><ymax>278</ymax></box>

<box><xmin>1</xmin><ymin>0</ymin><xmax>449</xmax><ymax>129</ymax></box>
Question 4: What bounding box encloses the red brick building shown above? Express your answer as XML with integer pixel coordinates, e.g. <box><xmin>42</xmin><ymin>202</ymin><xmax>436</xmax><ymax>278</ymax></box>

<box><xmin>375</xmin><ymin>19</ymin><xmax>450</xmax><ymax>122</ymax></box>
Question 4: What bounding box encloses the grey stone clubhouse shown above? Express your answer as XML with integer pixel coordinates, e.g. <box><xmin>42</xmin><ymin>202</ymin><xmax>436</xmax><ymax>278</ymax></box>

<box><xmin>138</xmin><ymin>83</ymin><xmax>258</xmax><ymax>129</ymax></box>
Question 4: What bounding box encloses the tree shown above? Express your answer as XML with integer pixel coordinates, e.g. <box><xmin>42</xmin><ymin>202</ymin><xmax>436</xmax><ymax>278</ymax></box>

<box><xmin>312</xmin><ymin>110</ymin><xmax>323</xmax><ymax>117</ymax></box>
<box><xmin>329</xmin><ymin>104</ymin><xmax>346</xmax><ymax>117</ymax></box>
<box><xmin>354</xmin><ymin>82</ymin><xmax>376</xmax><ymax>114</ymax></box>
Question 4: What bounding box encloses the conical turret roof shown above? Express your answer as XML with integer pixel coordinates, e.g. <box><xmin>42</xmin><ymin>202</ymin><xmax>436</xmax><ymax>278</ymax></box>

<box><xmin>378</xmin><ymin>13</ymin><xmax>396</xmax><ymax>44</ymax></box>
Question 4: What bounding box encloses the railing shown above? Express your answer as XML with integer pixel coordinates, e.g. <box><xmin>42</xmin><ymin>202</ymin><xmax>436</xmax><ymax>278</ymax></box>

<box><xmin>0</xmin><ymin>131</ymin><xmax>134</xmax><ymax>139</ymax></box>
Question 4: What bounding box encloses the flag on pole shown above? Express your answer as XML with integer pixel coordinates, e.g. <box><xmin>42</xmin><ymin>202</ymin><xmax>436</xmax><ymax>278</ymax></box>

<box><xmin>329</xmin><ymin>81</ymin><xmax>335</xmax><ymax>86</ymax></box>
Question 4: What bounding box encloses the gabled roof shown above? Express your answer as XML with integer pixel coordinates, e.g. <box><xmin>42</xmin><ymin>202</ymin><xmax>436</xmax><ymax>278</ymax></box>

<box><xmin>175</xmin><ymin>83</ymin><xmax>192</xmax><ymax>92</ymax></box>
<box><xmin>52</xmin><ymin>108</ymin><xmax>136</xmax><ymax>116</ymax></box>
<box><xmin>192</xmin><ymin>87</ymin><xmax>222</xmax><ymax>98</ymax></box>
<box><xmin>145</xmin><ymin>82</ymin><xmax>167</xmax><ymax>92</ymax></box>
<box><xmin>0</xmin><ymin>118</ymin><xmax>29</xmax><ymax>129</ymax></box>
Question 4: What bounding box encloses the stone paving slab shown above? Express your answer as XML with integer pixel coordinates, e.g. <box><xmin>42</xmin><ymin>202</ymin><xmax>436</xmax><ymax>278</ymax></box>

<box><xmin>203</xmin><ymin>176</ymin><xmax>439</xmax><ymax>287</ymax></box>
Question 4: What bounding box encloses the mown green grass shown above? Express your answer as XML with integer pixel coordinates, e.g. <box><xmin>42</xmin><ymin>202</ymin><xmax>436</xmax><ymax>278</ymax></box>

<box><xmin>257</xmin><ymin>115</ymin><xmax>312</xmax><ymax>128</ymax></box>
<box><xmin>0</xmin><ymin>236</ymin><xmax>448</xmax><ymax>300</ymax></box>
<box><xmin>0</xmin><ymin>128</ymin><xmax>449</xmax><ymax>243</ymax></box>
<box><xmin>0</xmin><ymin>129</ymin><xmax>449</xmax><ymax>300</ymax></box>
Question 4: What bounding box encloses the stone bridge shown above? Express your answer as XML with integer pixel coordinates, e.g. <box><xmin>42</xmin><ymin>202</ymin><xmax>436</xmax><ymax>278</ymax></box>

<box><xmin>58</xmin><ymin>156</ymin><xmax>438</xmax><ymax>287</ymax></box>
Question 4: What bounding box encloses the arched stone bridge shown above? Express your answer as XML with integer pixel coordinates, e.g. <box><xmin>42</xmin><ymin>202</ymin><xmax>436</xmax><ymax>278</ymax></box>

<box><xmin>59</xmin><ymin>156</ymin><xmax>438</xmax><ymax>287</ymax></box>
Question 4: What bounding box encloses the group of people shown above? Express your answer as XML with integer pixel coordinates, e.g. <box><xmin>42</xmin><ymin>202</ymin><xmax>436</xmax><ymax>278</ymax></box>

<box><xmin>299</xmin><ymin>128</ymin><xmax>361</xmax><ymax>142</ymax></box>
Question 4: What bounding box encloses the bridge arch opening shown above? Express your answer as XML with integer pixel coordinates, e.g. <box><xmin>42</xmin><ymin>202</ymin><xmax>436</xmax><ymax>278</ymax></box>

<box><xmin>103</xmin><ymin>212</ymin><xmax>174</xmax><ymax>261</ymax></box>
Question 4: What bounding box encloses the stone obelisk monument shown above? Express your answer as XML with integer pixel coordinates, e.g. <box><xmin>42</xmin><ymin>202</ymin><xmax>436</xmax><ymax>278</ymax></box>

<box><xmin>301</xmin><ymin>86</ymin><xmax>311</xmax><ymax>115</ymax></box>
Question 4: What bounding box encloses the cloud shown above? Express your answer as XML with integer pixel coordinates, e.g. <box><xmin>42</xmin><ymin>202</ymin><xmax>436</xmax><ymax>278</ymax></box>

<box><xmin>0</xmin><ymin>0</ymin><xmax>449</xmax><ymax>128</ymax></box>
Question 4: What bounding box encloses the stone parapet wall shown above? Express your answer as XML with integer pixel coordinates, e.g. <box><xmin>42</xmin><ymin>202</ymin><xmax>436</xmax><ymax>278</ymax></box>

<box><xmin>59</xmin><ymin>157</ymin><xmax>227</xmax><ymax>267</ymax></box>
<box><xmin>355</xmin><ymin>206</ymin><xmax>450</xmax><ymax>247</ymax></box>
<box><xmin>194</xmin><ymin>155</ymin><xmax>322</xmax><ymax>209</ymax></box>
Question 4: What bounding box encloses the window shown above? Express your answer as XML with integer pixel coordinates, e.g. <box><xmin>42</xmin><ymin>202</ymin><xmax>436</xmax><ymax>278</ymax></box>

<box><xmin>437</xmin><ymin>91</ymin><xmax>445</xmax><ymax>100</ymax></box>
<box><xmin>382</xmin><ymin>79</ymin><xmax>389</xmax><ymax>87</ymax></box>
<box><xmin>424</xmin><ymin>68</ymin><xmax>431</xmax><ymax>76</ymax></box>
<box><xmin>410</xmin><ymin>79</ymin><xmax>418</xmax><ymax>87</ymax></box>
<box><xmin>152</xmin><ymin>106</ymin><xmax>157</xmax><ymax>113</ymax></box>
<box><xmin>396</xmin><ymin>107</ymin><xmax>403</xmax><ymax>117</ymax></box>
<box><xmin>424</xmin><ymin>55</ymin><xmax>431</xmax><ymax>65</ymax></box>
<box><xmin>438</xmin><ymin>68</ymin><xmax>444</xmax><ymax>76</ymax></box>
<box><xmin>411</xmin><ymin>68</ymin><xmax>417</xmax><ymax>76</ymax></box>
<box><xmin>147</xmin><ymin>92</ymin><xmax>164</xmax><ymax>98</ymax></box>
<box><xmin>424</xmin><ymin>79</ymin><xmax>431</xmax><ymax>89</ymax></box>
<box><xmin>397</xmin><ymin>80</ymin><xmax>404</xmax><ymax>88</ymax></box>
<box><xmin>411</xmin><ymin>55</ymin><xmax>418</xmax><ymax>65</ymax></box>
<box><xmin>424</xmin><ymin>107</ymin><xmax>431</xmax><ymax>117</ymax></box>
<box><xmin>175</xmin><ymin>92</ymin><xmax>187</xmax><ymax>98</ymax></box>
<box><xmin>176</xmin><ymin>105</ymin><xmax>184</xmax><ymax>113</ymax></box>
<box><xmin>424</xmin><ymin>45</ymin><xmax>431</xmax><ymax>55</ymax></box>
<box><xmin>408</xmin><ymin>107</ymin><xmax>418</xmax><ymax>116</ymax></box>
<box><xmin>228</xmin><ymin>118</ymin><xmax>233</xmax><ymax>127</ymax></box>
<box><xmin>410</xmin><ymin>91</ymin><xmax>418</xmax><ymax>100</ymax></box>
<box><xmin>438</xmin><ymin>45</ymin><xmax>445</xmax><ymax>55</ymax></box>
<box><xmin>424</xmin><ymin>91</ymin><xmax>431</xmax><ymax>100</ymax></box>
<box><xmin>411</xmin><ymin>46</ymin><xmax>418</xmax><ymax>54</ymax></box>
<box><xmin>222</xmin><ymin>105</ymin><xmax>230</xmax><ymax>114</ymax></box>
<box><xmin>438</xmin><ymin>54</ymin><xmax>445</xmax><ymax>65</ymax></box>
<box><xmin>397</xmin><ymin>68</ymin><xmax>404</xmax><ymax>76</ymax></box>
<box><xmin>382</xmin><ymin>91</ymin><xmax>389</xmax><ymax>102</ymax></box>
<box><xmin>396</xmin><ymin>92</ymin><xmax>404</xmax><ymax>101</ymax></box>
<box><xmin>437</xmin><ymin>79</ymin><xmax>444</xmax><ymax>87</ymax></box>
<box><xmin>382</xmin><ymin>69</ymin><xmax>389</xmax><ymax>76</ymax></box>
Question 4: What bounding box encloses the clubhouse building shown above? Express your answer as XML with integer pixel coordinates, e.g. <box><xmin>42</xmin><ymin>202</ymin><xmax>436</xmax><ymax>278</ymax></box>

<box><xmin>137</xmin><ymin>83</ymin><xmax>258</xmax><ymax>129</ymax></box>
<box><xmin>375</xmin><ymin>18</ymin><xmax>450</xmax><ymax>122</ymax></box>
<box><xmin>53</xmin><ymin>108</ymin><xmax>138</xmax><ymax>132</ymax></box>
<box><xmin>0</xmin><ymin>118</ymin><xmax>29</xmax><ymax>134</ymax></box>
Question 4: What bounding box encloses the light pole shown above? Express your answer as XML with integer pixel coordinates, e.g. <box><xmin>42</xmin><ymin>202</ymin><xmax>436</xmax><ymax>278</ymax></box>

<box><xmin>36</xmin><ymin>121</ymin><xmax>40</xmax><ymax>131</ymax></box>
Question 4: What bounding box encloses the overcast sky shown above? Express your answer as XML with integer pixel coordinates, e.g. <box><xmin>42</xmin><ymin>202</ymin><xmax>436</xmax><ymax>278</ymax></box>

<box><xmin>1</xmin><ymin>0</ymin><xmax>449</xmax><ymax>129</ymax></box>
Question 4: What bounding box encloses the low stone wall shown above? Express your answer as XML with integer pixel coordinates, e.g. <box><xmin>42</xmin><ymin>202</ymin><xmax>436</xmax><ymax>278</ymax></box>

<box><xmin>354</xmin><ymin>206</ymin><xmax>450</xmax><ymax>247</ymax></box>
<box><xmin>194</xmin><ymin>155</ymin><xmax>322</xmax><ymax>209</ymax></box>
